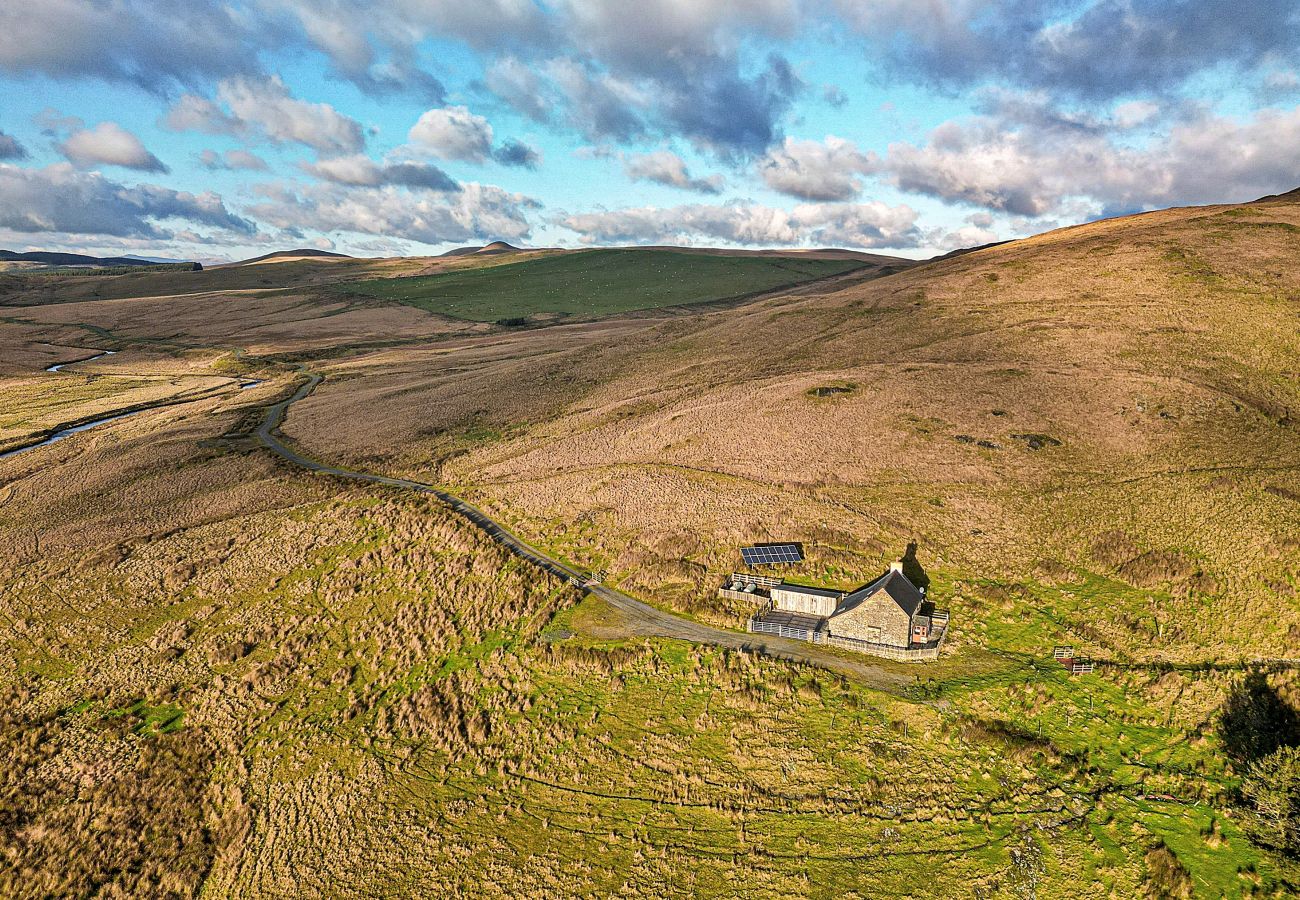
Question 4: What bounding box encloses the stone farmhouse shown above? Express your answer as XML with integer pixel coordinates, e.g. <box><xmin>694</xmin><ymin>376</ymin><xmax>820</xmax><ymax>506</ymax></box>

<box><xmin>721</xmin><ymin>562</ymin><xmax>949</xmax><ymax>661</ymax></box>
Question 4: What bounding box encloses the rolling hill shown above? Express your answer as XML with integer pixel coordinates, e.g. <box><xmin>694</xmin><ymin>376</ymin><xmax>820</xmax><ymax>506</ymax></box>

<box><xmin>289</xmin><ymin>195</ymin><xmax>1300</xmax><ymax>665</ymax></box>
<box><xmin>230</xmin><ymin>248</ymin><xmax>353</xmax><ymax>265</ymax></box>
<box><xmin>343</xmin><ymin>247</ymin><xmax>898</xmax><ymax>322</ymax></box>
<box><xmin>2</xmin><ymin>197</ymin><xmax>1299</xmax><ymax>896</ymax></box>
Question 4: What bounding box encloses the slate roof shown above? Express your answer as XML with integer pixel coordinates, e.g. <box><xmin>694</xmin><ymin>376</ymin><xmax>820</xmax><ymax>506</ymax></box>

<box><xmin>833</xmin><ymin>570</ymin><xmax>926</xmax><ymax>618</ymax></box>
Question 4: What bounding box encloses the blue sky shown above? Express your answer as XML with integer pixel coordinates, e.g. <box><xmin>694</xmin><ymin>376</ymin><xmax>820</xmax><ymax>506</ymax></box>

<box><xmin>1</xmin><ymin>0</ymin><xmax>1298</xmax><ymax>261</ymax></box>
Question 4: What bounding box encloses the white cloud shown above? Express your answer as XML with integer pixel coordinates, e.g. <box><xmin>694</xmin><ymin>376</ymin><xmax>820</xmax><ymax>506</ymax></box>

<box><xmin>299</xmin><ymin>155</ymin><xmax>460</xmax><ymax>191</ymax></box>
<box><xmin>165</xmin><ymin>76</ymin><xmax>365</xmax><ymax>156</ymax></box>
<box><xmin>406</xmin><ymin>106</ymin><xmax>541</xmax><ymax>168</ymax></box>
<box><xmin>757</xmin><ymin>136</ymin><xmax>875</xmax><ymax>201</ymax></box>
<box><xmin>198</xmin><ymin>148</ymin><xmax>269</xmax><ymax>171</ymax></box>
<box><xmin>217</xmin><ymin>75</ymin><xmax>364</xmax><ymax>155</ymax></box>
<box><xmin>408</xmin><ymin>106</ymin><xmax>495</xmax><ymax>162</ymax></box>
<box><xmin>163</xmin><ymin>94</ymin><xmax>244</xmax><ymax>135</ymax></box>
<box><xmin>58</xmin><ymin>121</ymin><xmax>167</xmax><ymax>172</ymax></box>
<box><xmin>559</xmin><ymin>199</ymin><xmax>920</xmax><ymax>248</ymax></box>
<box><xmin>1113</xmin><ymin>100</ymin><xmax>1160</xmax><ymax>129</ymax></box>
<box><xmin>248</xmin><ymin>181</ymin><xmax>539</xmax><ymax>245</ymax></box>
<box><xmin>875</xmin><ymin>104</ymin><xmax>1300</xmax><ymax>217</ymax></box>
<box><xmin>624</xmin><ymin>150</ymin><xmax>723</xmax><ymax>193</ymax></box>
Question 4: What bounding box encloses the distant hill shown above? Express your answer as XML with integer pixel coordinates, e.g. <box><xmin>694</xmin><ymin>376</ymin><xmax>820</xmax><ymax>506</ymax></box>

<box><xmin>232</xmin><ymin>249</ymin><xmax>353</xmax><ymax>266</ymax></box>
<box><xmin>0</xmin><ymin>250</ymin><xmax>201</xmax><ymax>273</ymax></box>
<box><xmin>477</xmin><ymin>241</ymin><xmax>521</xmax><ymax>255</ymax></box>
<box><xmin>1</xmin><ymin>250</ymin><xmax>158</xmax><ymax>267</ymax></box>
<box><xmin>440</xmin><ymin>241</ymin><xmax>527</xmax><ymax>257</ymax></box>
<box><xmin>122</xmin><ymin>254</ymin><xmax>195</xmax><ymax>265</ymax></box>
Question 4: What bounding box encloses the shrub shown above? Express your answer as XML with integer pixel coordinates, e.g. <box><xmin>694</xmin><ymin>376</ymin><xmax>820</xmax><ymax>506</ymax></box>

<box><xmin>1237</xmin><ymin>746</ymin><xmax>1300</xmax><ymax>858</ymax></box>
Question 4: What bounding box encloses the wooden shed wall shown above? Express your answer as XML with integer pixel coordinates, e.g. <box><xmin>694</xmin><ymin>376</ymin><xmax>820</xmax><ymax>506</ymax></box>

<box><xmin>770</xmin><ymin>586</ymin><xmax>839</xmax><ymax>617</ymax></box>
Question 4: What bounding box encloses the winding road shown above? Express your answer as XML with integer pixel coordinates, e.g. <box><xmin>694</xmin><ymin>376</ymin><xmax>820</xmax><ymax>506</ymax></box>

<box><xmin>255</xmin><ymin>371</ymin><xmax>913</xmax><ymax>692</ymax></box>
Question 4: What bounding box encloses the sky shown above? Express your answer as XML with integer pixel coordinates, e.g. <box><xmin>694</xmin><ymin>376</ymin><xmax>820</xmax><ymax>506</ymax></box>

<box><xmin>1</xmin><ymin>0</ymin><xmax>1298</xmax><ymax>261</ymax></box>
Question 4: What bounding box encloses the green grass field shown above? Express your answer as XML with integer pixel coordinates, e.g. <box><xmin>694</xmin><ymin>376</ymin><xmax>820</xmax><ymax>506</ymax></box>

<box><xmin>344</xmin><ymin>249</ymin><xmax>867</xmax><ymax>322</ymax></box>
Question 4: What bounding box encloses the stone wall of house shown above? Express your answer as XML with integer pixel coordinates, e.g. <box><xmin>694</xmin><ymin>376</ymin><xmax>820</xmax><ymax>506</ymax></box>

<box><xmin>828</xmin><ymin>594</ymin><xmax>912</xmax><ymax>648</ymax></box>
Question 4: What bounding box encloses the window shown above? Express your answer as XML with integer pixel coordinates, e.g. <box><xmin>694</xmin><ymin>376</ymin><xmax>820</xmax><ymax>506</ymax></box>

<box><xmin>865</xmin><ymin>626</ymin><xmax>881</xmax><ymax>642</ymax></box>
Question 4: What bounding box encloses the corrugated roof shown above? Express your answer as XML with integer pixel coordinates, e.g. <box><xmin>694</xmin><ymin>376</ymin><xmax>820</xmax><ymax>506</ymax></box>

<box><xmin>773</xmin><ymin>583</ymin><xmax>843</xmax><ymax>598</ymax></box>
<box><xmin>833</xmin><ymin>570</ymin><xmax>925</xmax><ymax>618</ymax></box>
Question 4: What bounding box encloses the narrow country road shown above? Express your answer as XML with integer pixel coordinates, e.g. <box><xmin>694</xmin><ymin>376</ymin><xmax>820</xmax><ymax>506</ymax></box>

<box><xmin>255</xmin><ymin>372</ymin><xmax>913</xmax><ymax>692</ymax></box>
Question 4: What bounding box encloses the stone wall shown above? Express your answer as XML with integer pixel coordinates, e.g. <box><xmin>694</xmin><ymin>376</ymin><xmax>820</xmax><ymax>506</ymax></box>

<box><xmin>828</xmin><ymin>593</ymin><xmax>911</xmax><ymax>648</ymax></box>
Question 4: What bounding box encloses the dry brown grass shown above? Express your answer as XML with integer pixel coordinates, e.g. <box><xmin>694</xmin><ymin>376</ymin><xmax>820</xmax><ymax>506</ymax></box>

<box><xmin>243</xmin><ymin>196</ymin><xmax>1300</xmax><ymax>659</ymax></box>
<box><xmin>1</xmin><ymin>201</ymin><xmax>1298</xmax><ymax>895</ymax></box>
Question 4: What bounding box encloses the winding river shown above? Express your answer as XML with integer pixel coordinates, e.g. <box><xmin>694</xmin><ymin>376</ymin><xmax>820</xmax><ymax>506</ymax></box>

<box><xmin>2</xmin><ymin>350</ymin><xmax>258</xmax><ymax>463</ymax></box>
<box><xmin>0</xmin><ymin>411</ymin><xmax>140</xmax><ymax>461</ymax></box>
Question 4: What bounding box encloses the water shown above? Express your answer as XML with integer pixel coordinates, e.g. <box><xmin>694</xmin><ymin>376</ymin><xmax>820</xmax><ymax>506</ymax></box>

<box><xmin>8</xmin><ymin>351</ymin><xmax>258</xmax><ymax>463</ymax></box>
<box><xmin>0</xmin><ymin>411</ymin><xmax>141</xmax><ymax>461</ymax></box>
<box><xmin>46</xmin><ymin>350</ymin><xmax>116</xmax><ymax>373</ymax></box>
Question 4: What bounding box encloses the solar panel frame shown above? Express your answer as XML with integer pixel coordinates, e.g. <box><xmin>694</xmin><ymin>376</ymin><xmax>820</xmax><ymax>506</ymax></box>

<box><xmin>741</xmin><ymin>542</ymin><xmax>804</xmax><ymax>566</ymax></box>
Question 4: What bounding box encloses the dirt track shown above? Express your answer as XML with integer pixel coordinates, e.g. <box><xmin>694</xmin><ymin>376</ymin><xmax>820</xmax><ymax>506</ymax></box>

<box><xmin>255</xmin><ymin>371</ymin><xmax>913</xmax><ymax>693</ymax></box>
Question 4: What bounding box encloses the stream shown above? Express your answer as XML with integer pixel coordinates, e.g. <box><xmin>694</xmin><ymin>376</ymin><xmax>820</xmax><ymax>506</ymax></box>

<box><xmin>0</xmin><ymin>411</ymin><xmax>142</xmax><ymax>461</ymax></box>
<box><xmin>46</xmin><ymin>349</ymin><xmax>116</xmax><ymax>372</ymax></box>
<box><xmin>2</xmin><ymin>351</ymin><xmax>261</xmax><ymax>463</ymax></box>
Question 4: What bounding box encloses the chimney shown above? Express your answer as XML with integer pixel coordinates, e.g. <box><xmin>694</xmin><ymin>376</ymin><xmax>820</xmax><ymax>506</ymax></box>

<box><xmin>889</xmin><ymin>561</ymin><xmax>903</xmax><ymax>574</ymax></box>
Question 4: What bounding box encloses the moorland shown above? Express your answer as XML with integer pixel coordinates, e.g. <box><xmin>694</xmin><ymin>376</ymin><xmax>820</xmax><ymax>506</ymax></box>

<box><xmin>1</xmin><ymin>196</ymin><xmax>1298</xmax><ymax>897</ymax></box>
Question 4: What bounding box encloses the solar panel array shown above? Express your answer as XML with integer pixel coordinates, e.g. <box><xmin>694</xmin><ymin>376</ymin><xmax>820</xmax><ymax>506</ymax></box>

<box><xmin>741</xmin><ymin>543</ymin><xmax>804</xmax><ymax>566</ymax></box>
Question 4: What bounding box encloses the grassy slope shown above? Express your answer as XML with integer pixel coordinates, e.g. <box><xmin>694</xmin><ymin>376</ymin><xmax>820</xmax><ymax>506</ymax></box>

<box><xmin>3</xmin><ymin>414</ymin><xmax>1278</xmax><ymax>895</ymax></box>
<box><xmin>347</xmin><ymin>197</ymin><xmax>1297</xmax><ymax>662</ymax></box>
<box><xmin>343</xmin><ymin>248</ymin><xmax>868</xmax><ymax>322</ymax></box>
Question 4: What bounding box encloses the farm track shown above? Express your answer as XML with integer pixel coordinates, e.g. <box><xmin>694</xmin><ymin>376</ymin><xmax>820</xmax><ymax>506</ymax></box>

<box><xmin>255</xmin><ymin>371</ymin><xmax>913</xmax><ymax>694</ymax></box>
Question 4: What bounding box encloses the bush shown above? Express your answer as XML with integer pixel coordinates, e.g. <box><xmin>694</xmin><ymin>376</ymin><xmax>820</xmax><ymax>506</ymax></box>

<box><xmin>1238</xmin><ymin>746</ymin><xmax>1300</xmax><ymax>858</ymax></box>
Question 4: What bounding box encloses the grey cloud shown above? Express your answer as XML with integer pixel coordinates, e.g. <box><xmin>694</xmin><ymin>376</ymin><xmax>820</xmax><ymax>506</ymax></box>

<box><xmin>0</xmin><ymin>130</ymin><xmax>26</xmax><ymax>160</ymax></box>
<box><xmin>492</xmin><ymin>139</ymin><xmax>542</xmax><ymax>169</ymax></box>
<box><xmin>484</xmin><ymin>58</ymin><xmax>552</xmax><ymax>123</ymax></box>
<box><xmin>0</xmin><ymin>0</ymin><xmax>266</xmax><ymax>90</ymax></box>
<box><xmin>623</xmin><ymin>151</ymin><xmax>723</xmax><ymax>194</ymax></box>
<box><xmin>482</xmin><ymin>3</ymin><xmax>804</xmax><ymax>156</ymax></box>
<box><xmin>658</xmin><ymin>53</ymin><xmax>802</xmax><ymax>157</ymax></box>
<box><xmin>840</xmin><ymin>0</ymin><xmax>1300</xmax><ymax>101</ymax></box>
<box><xmin>542</xmin><ymin>59</ymin><xmax>647</xmax><ymax>144</ymax></box>
<box><xmin>0</xmin><ymin>163</ymin><xmax>256</xmax><ymax>237</ymax></box>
